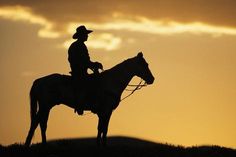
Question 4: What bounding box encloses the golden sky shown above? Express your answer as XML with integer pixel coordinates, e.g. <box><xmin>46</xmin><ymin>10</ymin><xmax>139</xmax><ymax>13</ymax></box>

<box><xmin>0</xmin><ymin>0</ymin><xmax>236</xmax><ymax>148</ymax></box>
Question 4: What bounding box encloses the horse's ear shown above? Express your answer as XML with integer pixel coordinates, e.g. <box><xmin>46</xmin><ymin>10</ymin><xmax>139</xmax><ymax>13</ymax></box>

<box><xmin>137</xmin><ymin>52</ymin><xmax>143</xmax><ymax>58</ymax></box>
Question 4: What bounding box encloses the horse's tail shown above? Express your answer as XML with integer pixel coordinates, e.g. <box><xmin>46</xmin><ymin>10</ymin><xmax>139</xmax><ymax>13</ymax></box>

<box><xmin>30</xmin><ymin>81</ymin><xmax>38</xmax><ymax>121</ymax></box>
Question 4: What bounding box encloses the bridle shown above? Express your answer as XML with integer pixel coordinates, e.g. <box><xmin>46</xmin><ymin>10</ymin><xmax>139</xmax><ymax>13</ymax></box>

<box><xmin>120</xmin><ymin>78</ymin><xmax>147</xmax><ymax>102</ymax></box>
<box><xmin>80</xmin><ymin>79</ymin><xmax>148</xmax><ymax>116</ymax></box>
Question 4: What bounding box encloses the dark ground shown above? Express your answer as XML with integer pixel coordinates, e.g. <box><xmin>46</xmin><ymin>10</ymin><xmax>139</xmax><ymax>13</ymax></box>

<box><xmin>1</xmin><ymin>136</ymin><xmax>236</xmax><ymax>157</ymax></box>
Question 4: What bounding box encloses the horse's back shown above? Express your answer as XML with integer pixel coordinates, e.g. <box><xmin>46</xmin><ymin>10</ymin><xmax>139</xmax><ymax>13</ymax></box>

<box><xmin>31</xmin><ymin>73</ymin><xmax>72</xmax><ymax>105</ymax></box>
<box><xmin>33</xmin><ymin>73</ymin><xmax>71</xmax><ymax>84</ymax></box>
<box><xmin>31</xmin><ymin>73</ymin><xmax>72</xmax><ymax>96</ymax></box>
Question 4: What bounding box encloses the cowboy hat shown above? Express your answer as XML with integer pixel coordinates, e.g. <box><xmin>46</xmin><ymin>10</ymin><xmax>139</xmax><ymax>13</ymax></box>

<box><xmin>72</xmin><ymin>25</ymin><xmax>93</xmax><ymax>39</ymax></box>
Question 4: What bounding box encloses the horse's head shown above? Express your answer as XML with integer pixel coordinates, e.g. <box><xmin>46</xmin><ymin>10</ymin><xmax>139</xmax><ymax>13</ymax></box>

<box><xmin>133</xmin><ymin>52</ymin><xmax>155</xmax><ymax>84</ymax></box>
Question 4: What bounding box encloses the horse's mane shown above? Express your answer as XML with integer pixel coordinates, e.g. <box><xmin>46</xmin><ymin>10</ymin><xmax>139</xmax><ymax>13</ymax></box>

<box><xmin>101</xmin><ymin>57</ymin><xmax>135</xmax><ymax>76</ymax></box>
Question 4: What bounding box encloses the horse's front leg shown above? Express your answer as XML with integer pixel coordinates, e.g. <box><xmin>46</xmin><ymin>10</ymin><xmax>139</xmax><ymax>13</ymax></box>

<box><xmin>102</xmin><ymin>112</ymin><xmax>112</xmax><ymax>146</ymax></box>
<box><xmin>97</xmin><ymin>111</ymin><xmax>112</xmax><ymax>146</ymax></box>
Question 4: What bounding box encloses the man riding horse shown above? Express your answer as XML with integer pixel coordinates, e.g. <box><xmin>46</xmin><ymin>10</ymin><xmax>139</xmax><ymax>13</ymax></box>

<box><xmin>68</xmin><ymin>25</ymin><xmax>103</xmax><ymax>115</ymax></box>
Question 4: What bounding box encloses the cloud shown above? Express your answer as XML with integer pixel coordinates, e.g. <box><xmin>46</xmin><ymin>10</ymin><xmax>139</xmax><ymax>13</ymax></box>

<box><xmin>63</xmin><ymin>33</ymin><xmax>121</xmax><ymax>51</ymax></box>
<box><xmin>86</xmin><ymin>33</ymin><xmax>122</xmax><ymax>51</ymax></box>
<box><xmin>1</xmin><ymin>0</ymin><xmax>236</xmax><ymax>27</ymax></box>
<box><xmin>1</xmin><ymin>1</ymin><xmax>236</xmax><ymax>51</ymax></box>
<box><xmin>69</xmin><ymin>15</ymin><xmax>236</xmax><ymax>36</ymax></box>
<box><xmin>0</xmin><ymin>6</ymin><xmax>60</xmax><ymax>38</ymax></box>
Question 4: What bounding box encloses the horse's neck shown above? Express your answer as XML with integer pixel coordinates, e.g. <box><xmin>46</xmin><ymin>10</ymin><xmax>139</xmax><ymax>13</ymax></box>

<box><xmin>115</xmin><ymin>68</ymin><xmax>134</xmax><ymax>92</ymax></box>
<box><xmin>105</xmin><ymin>60</ymin><xmax>135</xmax><ymax>95</ymax></box>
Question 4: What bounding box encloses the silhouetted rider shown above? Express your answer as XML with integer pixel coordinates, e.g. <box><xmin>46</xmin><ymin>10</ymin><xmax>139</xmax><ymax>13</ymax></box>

<box><xmin>68</xmin><ymin>25</ymin><xmax>103</xmax><ymax>115</ymax></box>
<box><xmin>68</xmin><ymin>25</ymin><xmax>103</xmax><ymax>78</ymax></box>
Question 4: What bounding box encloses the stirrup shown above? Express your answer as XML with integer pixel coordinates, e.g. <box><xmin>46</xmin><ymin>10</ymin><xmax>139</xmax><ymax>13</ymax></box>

<box><xmin>75</xmin><ymin>108</ymin><xmax>84</xmax><ymax>115</ymax></box>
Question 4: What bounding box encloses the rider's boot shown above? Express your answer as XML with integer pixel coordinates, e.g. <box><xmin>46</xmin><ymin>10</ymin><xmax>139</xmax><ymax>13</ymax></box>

<box><xmin>76</xmin><ymin>108</ymin><xmax>84</xmax><ymax>115</ymax></box>
<box><xmin>74</xmin><ymin>103</ymin><xmax>84</xmax><ymax>115</ymax></box>
<box><xmin>74</xmin><ymin>93</ymin><xmax>86</xmax><ymax>115</ymax></box>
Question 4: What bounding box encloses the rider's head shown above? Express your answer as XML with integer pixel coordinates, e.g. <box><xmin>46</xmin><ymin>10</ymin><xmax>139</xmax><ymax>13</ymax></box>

<box><xmin>72</xmin><ymin>25</ymin><xmax>93</xmax><ymax>42</ymax></box>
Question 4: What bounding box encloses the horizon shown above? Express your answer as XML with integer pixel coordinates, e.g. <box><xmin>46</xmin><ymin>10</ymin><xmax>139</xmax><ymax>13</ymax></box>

<box><xmin>2</xmin><ymin>136</ymin><xmax>236</xmax><ymax>157</ymax></box>
<box><xmin>0</xmin><ymin>0</ymin><xmax>236</xmax><ymax>149</ymax></box>
<box><xmin>2</xmin><ymin>135</ymin><xmax>236</xmax><ymax>150</ymax></box>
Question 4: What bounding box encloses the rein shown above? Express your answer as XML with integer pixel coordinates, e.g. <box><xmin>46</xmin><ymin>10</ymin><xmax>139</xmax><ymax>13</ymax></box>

<box><xmin>120</xmin><ymin>79</ymin><xmax>147</xmax><ymax>102</ymax></box>
<box><xmin>82</xmin><ymin>79</ymin><xmax>147</xmax><ymax>116</ymax></box>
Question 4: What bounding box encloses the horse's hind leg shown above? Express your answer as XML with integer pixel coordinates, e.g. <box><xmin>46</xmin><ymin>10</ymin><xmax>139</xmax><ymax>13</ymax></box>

<box><xmin>25</xmin><ymin>113</ymin><xmax>40</xmax><ymax>147</ymax></box>
<box><xmin>39</xmin><ymin>108</ymin><xmax>50</xmax><ymax>145</ymax></box>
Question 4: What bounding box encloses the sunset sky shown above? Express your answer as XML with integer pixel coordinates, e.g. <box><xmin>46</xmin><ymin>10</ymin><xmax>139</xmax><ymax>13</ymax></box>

<box><xmin>0</xmin><ymin>0</ymin><xmax>236</xmax><ymax>148</ymax></box>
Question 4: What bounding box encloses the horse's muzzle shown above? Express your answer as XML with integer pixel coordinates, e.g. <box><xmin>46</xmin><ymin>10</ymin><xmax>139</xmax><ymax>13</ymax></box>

<box><xmin>146</xmin><ymin>76</ymin><xmax>155</xmax><ymax>85</ymax></box>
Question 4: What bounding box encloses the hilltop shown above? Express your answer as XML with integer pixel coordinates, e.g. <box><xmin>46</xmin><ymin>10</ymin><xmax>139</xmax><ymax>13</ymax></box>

<box><xmin>1</xmin><ymin>136</ymin><xmax>235</xmax><ymax>157</ymax></box>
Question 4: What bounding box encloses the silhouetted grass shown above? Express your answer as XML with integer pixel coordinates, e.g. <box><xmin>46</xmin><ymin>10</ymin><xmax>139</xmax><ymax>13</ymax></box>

<box><xmin>1</xmin><ymin>136</ymin><xmax>235</xmax><ymax>157</ymax></box>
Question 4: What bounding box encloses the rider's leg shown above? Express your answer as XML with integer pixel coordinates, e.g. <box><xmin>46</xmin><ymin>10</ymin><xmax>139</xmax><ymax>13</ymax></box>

<box><xmin>72</xmin><ymin>69</ymin><xmax>88</xmax><ymax>115</ymax></box>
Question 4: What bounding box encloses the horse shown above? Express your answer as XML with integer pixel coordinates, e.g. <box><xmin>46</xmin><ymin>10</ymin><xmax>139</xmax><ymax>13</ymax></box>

<box><xmin>25</xmin><ymin>52</ymin><xmax>155</xmax><ymax>147</ymax></box>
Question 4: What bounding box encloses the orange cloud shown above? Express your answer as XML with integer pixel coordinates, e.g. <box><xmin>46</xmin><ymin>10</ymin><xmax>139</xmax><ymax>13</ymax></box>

<box><xmin>69</xmin><ymin>15</ymin><xmax>236</xmax><ymax>36</ymax></box>
<box><xmin>0</xmin><ymin>6</ymin><xmax>59</xmax><ymax>38</ymax></box>
<box><xmin>2</xmin><ymin>5</ymin><xmax>236</xmax><ymax>51</ymax></box>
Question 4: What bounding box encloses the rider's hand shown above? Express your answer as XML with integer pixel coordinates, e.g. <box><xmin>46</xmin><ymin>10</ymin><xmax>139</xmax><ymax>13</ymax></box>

<box><xmin>94</xmin><ymin>62</ymin><xmax>103</xmax><ymax>71</ymax></box>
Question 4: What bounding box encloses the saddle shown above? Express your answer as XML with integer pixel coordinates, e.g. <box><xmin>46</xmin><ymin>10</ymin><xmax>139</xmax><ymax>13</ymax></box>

<box><xmin>68</xmin><ymin>73</ymin><xmax>101</xmax><ymax>114</ymax></box>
